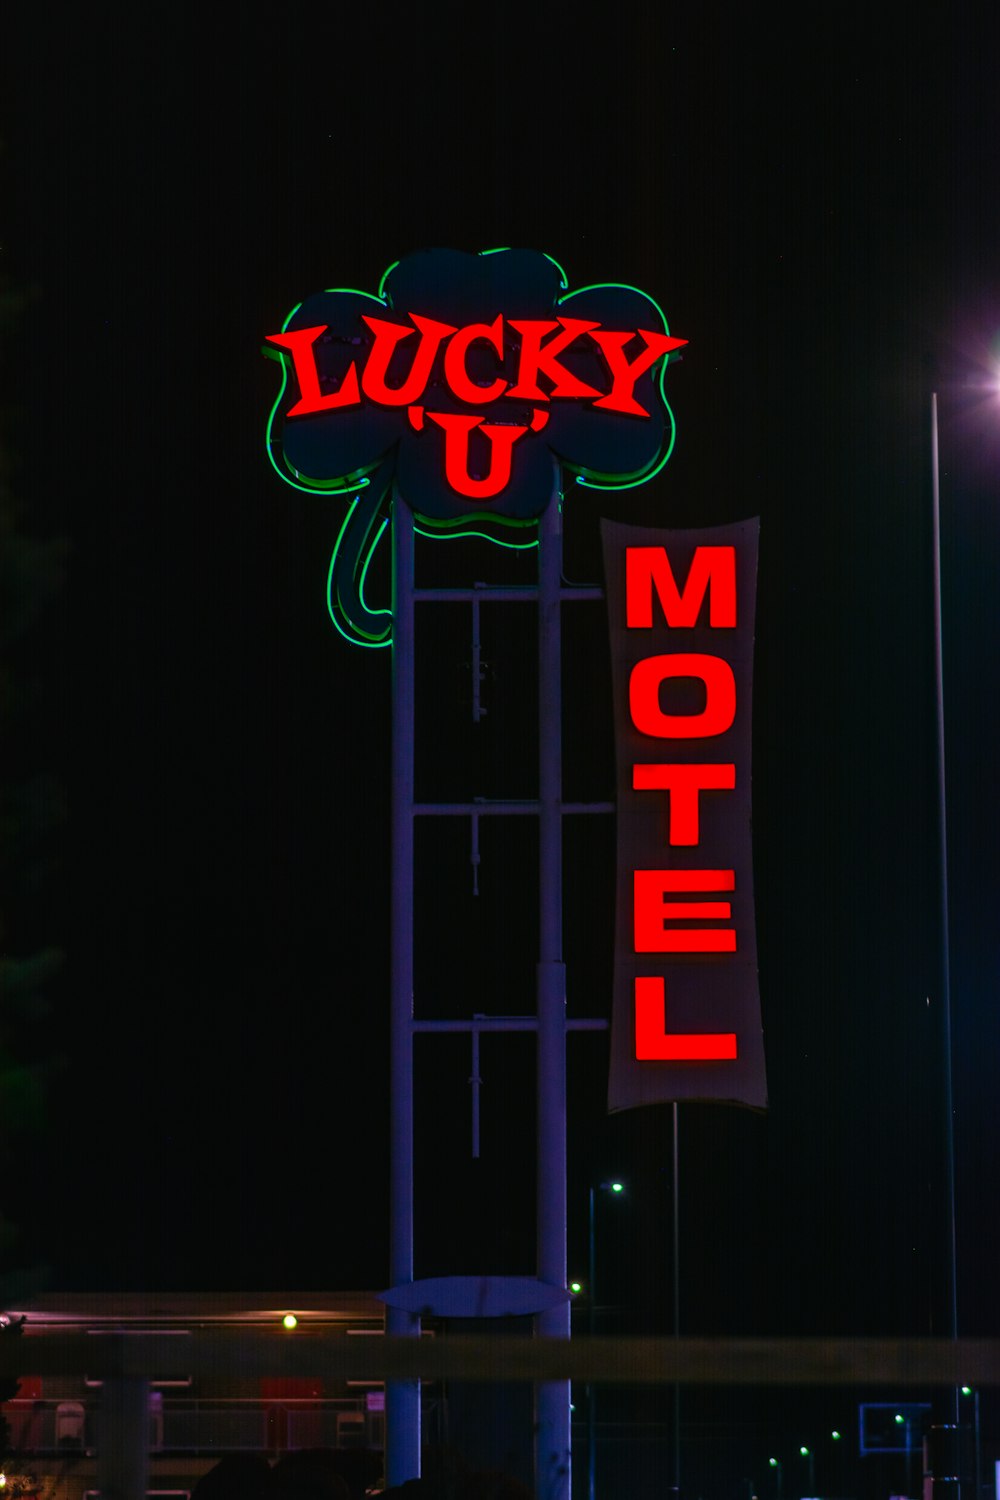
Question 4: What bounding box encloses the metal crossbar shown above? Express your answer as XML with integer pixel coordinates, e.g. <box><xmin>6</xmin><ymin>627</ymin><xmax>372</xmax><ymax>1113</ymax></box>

<box><xmin>4</xmin><ymin>1335</ymin><xmax>998</xmax><ymax>1384</ymax></box>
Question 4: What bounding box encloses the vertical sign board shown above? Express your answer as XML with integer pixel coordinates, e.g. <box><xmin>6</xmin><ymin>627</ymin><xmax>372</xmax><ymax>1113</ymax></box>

<box><xmin>602</xmin><ymin>518</ymin><xmax>766</xmax><ymax>1110</ymax></box>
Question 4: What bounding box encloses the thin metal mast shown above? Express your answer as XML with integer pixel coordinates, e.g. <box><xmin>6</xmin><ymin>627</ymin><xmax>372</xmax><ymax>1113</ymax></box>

<box><xmin>535</xmin><ymin>481</ymin><xmax>571</xmax><ymax>1500</ymax></box>
<box><xmin>930</xmin><ymin>394</ymin><xmax>959</xmax><ymax>1421</ymax></box>
<box><xmin>387</xmin><ymin>495</ymin><xmax>421</xmax><ymax>1484</ymax></box>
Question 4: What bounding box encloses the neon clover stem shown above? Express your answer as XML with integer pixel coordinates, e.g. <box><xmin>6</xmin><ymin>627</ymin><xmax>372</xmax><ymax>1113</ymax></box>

<box><xmin>328</xmin><ymin>457</ymin><xmax>395</xmax><ymax>647</ymax></box>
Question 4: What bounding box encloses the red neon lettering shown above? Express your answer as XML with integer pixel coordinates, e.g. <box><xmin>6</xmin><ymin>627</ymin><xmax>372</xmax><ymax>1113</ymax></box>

<box><xmin>426</xmin><ymin>412</ymin><xmax>529</xmax><ymax>499</ymax></box>
<box><xmin>634</xmin><ymin>976</ymin><xmax>737</xmax><ymax>1060</ymax></box>
<box><xmin>626</xmin><ymin>546</ymin><xmax>736</xmax><ymax>628</ymax></box>
<box><xmin>506</xmin><ymin>318</ymin><xmax>602</xmax><ymax>401</ymax></box>
<box><xmin>629</xmin><ymin>654</ymin><xmax>736</xmax><ymax>739</ymax></box>
<box><xmin>443</xmin><ymin>315</ymin><xmax>508</xmax><ymax>404</ymax></box>
<box><xmin>588</xmin><ymin>329</ymin><xmax>688</xmax><ymax>417</ymax></box>
<box><xmin>632</xmin><ymin>763</ymin><xmax>736</xmax><ymax>845</ymax></box>
<box><xmin>360</xmin><ymin>314</ymin><xmax>457</xmax><ymax>406</ymax></box>
<box><xmin>633</xmin><ymin>869</ymin><xmax>736</xmax><ymax>953</ymax></box>
<box><xmin>264</xmin><ymin>326</ymin><xmax>362</xmax><ymax>416</ymax></box>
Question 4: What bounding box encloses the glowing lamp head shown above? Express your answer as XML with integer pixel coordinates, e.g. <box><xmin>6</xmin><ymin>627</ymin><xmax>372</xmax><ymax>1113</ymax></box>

<box><xmin>569</xmin><ymin>1281</ymin><xmax>584</xmax><ymax>1295</ymax></box>
<box><xmin>769</xmin><ymin>1458</ymin><xmax>778</xmax><ymax>1469</ymax></box>
<box><xmin>800</xmin><ymin>1447</ymin><xmax>810</xmax><ymax>1456</ymax></box>
<box><xmin>282</xmin><ymin>1313</ymin><xmax>298</xmax><ymax>1330</ymax></box>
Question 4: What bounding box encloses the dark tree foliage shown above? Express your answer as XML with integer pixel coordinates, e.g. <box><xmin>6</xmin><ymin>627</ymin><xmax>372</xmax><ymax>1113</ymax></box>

<box><xmin>0</xmin><ymin>248</ymin><xmax>67</xmax><ymax>1449</ymax></box>
<box><xmin>0</xmin><ymin>1315</ymin><xmax>24</xmax><ymax>1457</ymax></box>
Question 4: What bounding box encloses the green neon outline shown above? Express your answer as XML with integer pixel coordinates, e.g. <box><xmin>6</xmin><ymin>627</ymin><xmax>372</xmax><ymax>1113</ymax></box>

<box><xmin>347</xmin><ymin>512</ymin><xmax>392</xmax><ymax>644</ymax></box>
<box><xmin>325</xmin><ymin>497</ymin><xmax>392</xmax><ymax>649</ymax></box>
<box><xmin>413</xmin><ymin>506</ymin><xmax>537</xmax><ymax>533</ymax></box>
<box><xmin>264</xmin><ymin>289</ymin><xmax>389</xmax><ymax>495</ymax></box>
<box><xmin>542</xmin><ymin>251</ymin><xmax>570</xmax><ymax>289</ymax></box>
<box><xmin>413</xmin><ymin>518</ymin><xmax>539</xmax><ymax>550</ymax></box>
<box><xmin>479</xmin><ymin>247</ymin><xmax>568</xmax><ymax>290</ymax></box>
<box><xmin>358</xmin><ymin>516</ymin><xmax>390</xmax><ymax>603</ymax></box>
<box><xmin>377</xmin><ymin>261</ymin><xmax>400</xmax><ymax>300</ymax></box>
<box><xmin>554</xmin><ymin>279</ymin><xmax>679</xmax><ymax>492</ymax></box>
<box><xmin>265</xmin><ymin>257</ymin><xmax>683</xmax><ymax>646</ymax></box>
<box><xmin>330</xmin><ymin>460</ymin><xmax>394</xmax><ymax>647</ymax></box>
<box><xmin>266</xmin><ymin>269</ymin><xmax>681</xmax><ymax>500</ymax></box>
<box><xmin>267</xmin><ymin>267</ymin><xmax>681</xmax><ymax>497</ymax></box>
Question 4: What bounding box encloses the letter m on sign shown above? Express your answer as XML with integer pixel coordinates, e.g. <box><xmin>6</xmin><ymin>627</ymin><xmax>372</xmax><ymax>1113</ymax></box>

<box><xmin>626</xmin><ymin>546</ymin><xmax>737</xmax><ymax>629</ymax></box>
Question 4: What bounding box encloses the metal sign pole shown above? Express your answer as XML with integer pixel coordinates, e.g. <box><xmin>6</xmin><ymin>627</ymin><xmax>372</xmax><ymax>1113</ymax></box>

<box><xmin>97</xmin><ymin>1376</ymin><xmax>149</xmax><ymax>1500</ymax></box>
<box><xmin>535</xmin><ymin>478</ymin><xmax>571</xmax><ymax>1500</ymax></box>
<box><xmin>386</xmin><ymin>495</ymin><xmax>421</xmax><ymax>1485</ymax></box>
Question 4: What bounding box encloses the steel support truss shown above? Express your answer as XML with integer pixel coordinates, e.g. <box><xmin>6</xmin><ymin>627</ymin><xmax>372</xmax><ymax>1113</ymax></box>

<box><xmin>386</xmin><ymin>484</ymin><xmax>610</xmax><ymax>1499</ymax></box>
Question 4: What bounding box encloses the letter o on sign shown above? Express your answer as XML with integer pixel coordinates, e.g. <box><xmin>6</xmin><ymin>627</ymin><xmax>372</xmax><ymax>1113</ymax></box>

<box><xmin>628</xmin><ymin>653</ymin><xmax>736</xmax><ymax>739</ymax></box>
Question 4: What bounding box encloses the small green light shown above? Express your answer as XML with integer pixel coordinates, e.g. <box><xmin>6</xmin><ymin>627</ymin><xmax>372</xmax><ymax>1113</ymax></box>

<box><xmin>800</xmin><ymin>1447</ymin><xmax>809</xmax><ymax>1457</ymax></box>
<box><xmin>895</xmin><ymin>1414</ymin><xmax>905</xmax><ymax>1425</ymax></box>
<box><xmin>769</xmin><ymin>1459</ymin><xmax>778</xmax><ymax>1468</ymax></box>
<box><xmin>610</xmin><ymin>1181</ymin><xmax>624</xmax><ymax>1193</ymax></box>
<box><xmin>961</xmin><ymin>1386</ymin><xmax>973</xmax><ymax>1396</ymax></box>
<box><xmin>569</xmin><ymin>1281</ymin><xmax>583</xmax><ymax>1295</ymax></box>
<box><xmin>831</xmin><ymin>1431</ymin><xmax>841</xmax><ymax>1441</ymax></box>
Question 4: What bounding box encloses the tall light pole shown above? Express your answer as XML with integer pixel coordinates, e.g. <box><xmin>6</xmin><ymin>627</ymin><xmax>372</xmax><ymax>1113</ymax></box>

<box><xmin>930</xmin><ymin>393</ymin><xmax>960</xmax><ymax>1425</ymax></box>
<box><xmin>671</xmin><ymin>1102</ymin><xmax>681</xmax><ymax>1500</ymax></box>
<box><xmin>895</xmin><ymin>1410</ymin><xmax>917</xmax><ymax>1497</ymax></box>
<box><xmin>586</xmin><ymin>1179</ymin><xmax>624</xmax><ymax>1500</ymax></box>
<box><xmin>961</xmin><ymin>1387</ymin><xmax>981</xmax><ymax>1500</ymax></box>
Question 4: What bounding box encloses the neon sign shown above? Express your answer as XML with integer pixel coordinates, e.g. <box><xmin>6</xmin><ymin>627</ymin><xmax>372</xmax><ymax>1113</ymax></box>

<box><xmin>263</xmin><ymin>249</ymin><xmax>686</xmax><ymax>646</ymax></box>
<box><xmin>267</xmin><ymin>313</ymin><xmax>685</xmax><ymax>501</ymax></box>
<box><xmin>602</xmin><ymin>520</ymin><xmax>766</xmax><ymax>1108</ymax></box>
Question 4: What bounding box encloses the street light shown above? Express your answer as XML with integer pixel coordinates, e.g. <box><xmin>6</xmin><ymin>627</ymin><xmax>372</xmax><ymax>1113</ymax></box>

<box><xmin>930</xmin><ymin>367</ymin><xmax>1000</xmax><ymax>1445</ymax></box>
<box><xmin>586</xmin><ymin>1179</ymin><xmax>626</xmax><ymax>1500</ymax></box>
<box><xmin>893</xmin><ymin>1410</ymin><xmax>922</xmax><ymax>1497</ymax></box>
<box><xmin>930</xmin><ymin>391</ymin><xmax>960</xmax><ymax>1429</ymax></box>
<box><xmin>769</xmin><ymin>1457</ymin><xmax>783</xmax><ymax>1500</ymax></box>
<box><xmin>961</xmin><ymin>1386</ymin><xmax>982</xmax><ymax>1500</ymax></box>
<box><xmin>799</xmin><ymin>1446</ymin><xmax>816</xmax><ymax>1495</ymax></box>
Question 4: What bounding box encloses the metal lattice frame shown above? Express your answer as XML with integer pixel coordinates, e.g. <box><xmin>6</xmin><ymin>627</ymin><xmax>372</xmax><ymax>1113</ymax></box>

<box><xmin>384</xmin><ymin>484</ymin><xmax>612</xmax><ymax>1497</ymax></box>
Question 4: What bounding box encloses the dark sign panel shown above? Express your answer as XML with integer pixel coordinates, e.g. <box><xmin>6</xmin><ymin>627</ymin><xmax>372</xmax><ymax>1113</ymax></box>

<box><xmin>263</xmin><ymin>249</ymin><xmax>686</xmax><ymax>645</ymax></box>
<box><xmin>264</xmin><ymin>249</ymin><xmax>685</xmax><ymax>524</ymax></box>
<box><xmin>602</xmin><ymin>518</ymin><xmax>766</xmax><ymax>1110</ymax></box>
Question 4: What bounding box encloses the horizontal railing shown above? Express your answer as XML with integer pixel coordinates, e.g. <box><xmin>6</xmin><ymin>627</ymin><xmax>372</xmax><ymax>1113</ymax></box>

<box><xmin>3</xmin><ymin>1335</ymin><xmax>999</xmax><ymax>1384</ymax></box>
<box><xmin>2</xmin><ymin>1339</ymin><xmax>994</xmax><ymax>1500</ymax></box>
<box><xmin>1</xmin><ymin>1395</ymin><xmax>377</xmax><ymax>1455</ymax></box>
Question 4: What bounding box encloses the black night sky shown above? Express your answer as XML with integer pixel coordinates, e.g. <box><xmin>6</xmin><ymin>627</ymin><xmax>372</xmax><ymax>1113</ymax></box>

<box><xmin>3</xmin><ymin>7</ymin><xmax>999</xmax><ymax>1494</ymax></box>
